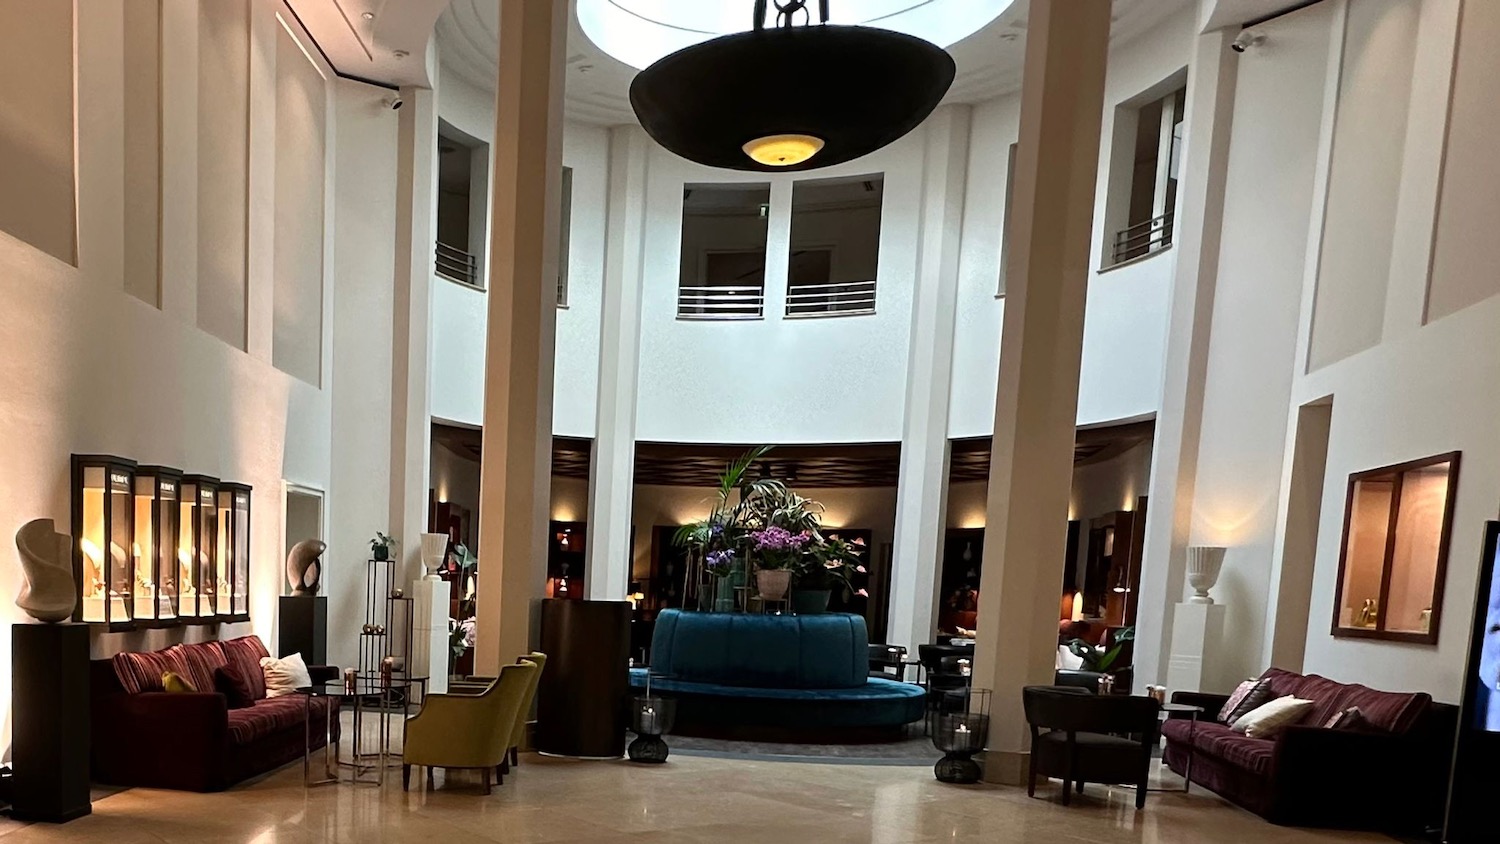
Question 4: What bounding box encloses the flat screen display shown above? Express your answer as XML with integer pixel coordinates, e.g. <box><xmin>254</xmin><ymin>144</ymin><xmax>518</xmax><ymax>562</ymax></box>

<box><xmin>1445</xmin><ymin>521</ymin><xmax>1500</xmax><ymax>842</ymax></box>
<box><xmin>1472</xmin><ymin>522</ymin><xmax>1500</xmax><ymax>731</ymax></box>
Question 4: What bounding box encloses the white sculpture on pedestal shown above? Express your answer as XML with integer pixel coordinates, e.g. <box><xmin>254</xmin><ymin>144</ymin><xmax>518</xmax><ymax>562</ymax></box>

<box><xmin>1186</xmin><ymin>546</ymin><xmax>1227</xmax><ymax>604</ymax></box>
<box><xmin>16</xmin><ymin>519</ymin><xmax>77</xmax><ymax>623</ymax></box>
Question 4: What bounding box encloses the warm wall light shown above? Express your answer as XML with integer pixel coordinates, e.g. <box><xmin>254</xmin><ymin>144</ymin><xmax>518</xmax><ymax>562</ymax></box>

<box><xmin>1071</xmin><ymin>590</ymin><xmax>1085</xmax><ymax>622</ymax></box>
<box><xmin>742</xmin><ymin>134</ymin><xmax>824</xmax><ymax>167</ymax></box>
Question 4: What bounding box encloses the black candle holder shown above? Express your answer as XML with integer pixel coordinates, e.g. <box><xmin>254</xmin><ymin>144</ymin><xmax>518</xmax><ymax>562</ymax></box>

<box><xmin>627</xmin><ymin>688</ymin><xmax>676</xmax><ymax>764</ymax></box>
<box><xmin>932</xmin><ymin>687</ymin><xmax>990</xmax><ymax>784</ymax></box>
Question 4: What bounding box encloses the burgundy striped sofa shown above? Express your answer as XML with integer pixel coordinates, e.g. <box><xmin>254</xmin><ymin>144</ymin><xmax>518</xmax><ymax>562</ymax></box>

<box><xmin>1163</xmin><ymin>667</ymin><xmax>1455</xmax><ymax>834</ymax></box>
<box><xmin>90</xmin><ymin>636</ymin><xmax>339</xmax><ymax>791</ymax></box>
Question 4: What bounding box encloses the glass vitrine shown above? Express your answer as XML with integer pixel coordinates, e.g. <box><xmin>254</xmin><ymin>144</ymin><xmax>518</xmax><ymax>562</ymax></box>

<box><xmin>217</xmin><ymin>482</ymin><xmax>251</xmax><ymax>621</ymax></box>
<box><xmin>72</xmin><ymin>455</ymin><xmax>137</xmax><ymax>629</ymax></box>
<box><xmin>1333</xmin><ymin>452</ymin><xmax>1460</xmax><ymax>644</ymax></box>
<box><xmin>133</xmin><ymin>466</ymin><xmax>182</xmax><ymax>625</ymax></box>
<box><xmin>179</xmin><ymin>475</ymin><xmax>219</xmax><ymax>623</ymax></box>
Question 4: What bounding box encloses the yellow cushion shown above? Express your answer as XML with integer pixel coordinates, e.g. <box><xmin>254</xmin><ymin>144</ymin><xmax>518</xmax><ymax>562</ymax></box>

<box><xmin>162</xmin><ymin>670</ymin><xmax>197</xmax><ymax>693</ymax></box>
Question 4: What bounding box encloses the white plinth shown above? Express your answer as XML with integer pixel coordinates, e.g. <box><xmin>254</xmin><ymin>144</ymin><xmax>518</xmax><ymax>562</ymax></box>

<box><xmin>411</xmin><ymin>577</ymin><xmax>452</xmax><ymax>695</ymax></box>
<box><xmin>1165</xmin><ymin>601</ymin><xmax>1227</xmax><ymax>694</ymax></box>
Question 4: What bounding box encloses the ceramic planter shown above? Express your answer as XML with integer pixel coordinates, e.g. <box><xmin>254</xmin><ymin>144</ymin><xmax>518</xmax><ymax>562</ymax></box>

<box><xmin>756</xmin><ymin>569</ymin><xmax>793</xmax><ymax>601</ymax></box>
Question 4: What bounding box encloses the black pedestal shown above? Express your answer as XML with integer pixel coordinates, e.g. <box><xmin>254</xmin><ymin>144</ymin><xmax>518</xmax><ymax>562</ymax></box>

<box><xmin>12</xmin><ymin>623</ymin><xmax>90</xmax><ymax>823</ymax></box>
<box><xmin>535</xmin><ymin>599</ymin><xmax>631</xmax><ymax>758</ymax></box>
<box><xmin>278</xmin><ymin>596</ymin><xmax>327</xmax><ymax>664</ymax></box>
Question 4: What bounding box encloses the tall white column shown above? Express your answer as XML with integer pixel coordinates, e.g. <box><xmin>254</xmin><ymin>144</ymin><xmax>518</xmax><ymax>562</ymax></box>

<box><xmin>473</xmin><ymin>0</ymin><xmax>566</xmax><ymax>674</ymax></box>
<box><xmin>970</xmin><ymin>0</ymin><xmax>1110</xmax><ymax>785</ymax></box>
<box><xmin>888</xmin><ymin>105</ymin><xmax>970</xmax><ymax>650</ymax></box>
<box><xmin>1132</xmin><ymin>28</ymin><xmax>1239</xmax><ymax>690</ymax></box>
<box><xmin>586</xmin><ymin>126</ymin><xmax>650</xmax><ymax>601</ymax></box>
<box><xmin>390</xmin><ymin>83</ymin><xmax>438</xmax><ymax>588</ymax></box>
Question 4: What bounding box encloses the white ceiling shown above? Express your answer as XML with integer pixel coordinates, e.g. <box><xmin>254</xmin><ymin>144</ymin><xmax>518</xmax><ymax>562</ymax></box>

<box><xmin>435</xmin><ymin>0</ymin><xmax>1197</xmax><ymax>127</ymax></box>
<box><xmin>284</xmin><ymin>0</ymin><xmax>449</xmax><ymax>87</ymax></box>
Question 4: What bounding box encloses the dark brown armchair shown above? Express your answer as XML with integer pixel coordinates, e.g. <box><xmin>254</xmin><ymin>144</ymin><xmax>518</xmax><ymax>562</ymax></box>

<box><xmin>1022</xmin><ymin>686</ymin><xmax>1160</xmax><ymax>809</ymax></box>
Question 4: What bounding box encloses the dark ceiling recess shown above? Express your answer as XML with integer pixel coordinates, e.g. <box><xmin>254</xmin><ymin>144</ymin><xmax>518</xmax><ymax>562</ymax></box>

<box><xmin>948</xmin><ymin>420</ymin><xmax>1157</xmax><ymax>484</ymax></box>
<box><xmin>434</xmin><ymin>420</ymin><xmax>1155</xmax><ymax>490</ymax></box>
<box><xmin>628</xmin><ymin>1</ymin><xmax>954</xmax><ymax>172</ymax></box>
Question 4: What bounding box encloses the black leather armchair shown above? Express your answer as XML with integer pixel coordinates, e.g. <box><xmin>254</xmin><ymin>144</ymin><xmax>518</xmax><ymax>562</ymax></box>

<box><xmin>1022</xmin><ymin>685</ymin><xmax>1160</xmax><ymax>809</ymax></box>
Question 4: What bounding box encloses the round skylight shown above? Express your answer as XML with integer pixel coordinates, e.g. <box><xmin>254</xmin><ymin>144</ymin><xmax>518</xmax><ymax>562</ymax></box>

<box><xmin>578</xmin><ymin>0</ymin><xmax>1016</xmax><ymax>71</ymax></box>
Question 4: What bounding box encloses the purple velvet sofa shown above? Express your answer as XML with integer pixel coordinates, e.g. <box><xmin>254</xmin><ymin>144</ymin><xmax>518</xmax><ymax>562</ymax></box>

<box><xmin>1163</xmin><ymin>667</ymin><xmax>1455</xmax><ymax>834</ymax></box>
<box><xmin>89</xmin><ymin>637</ymin><xmax>340</xmax><ymax>792</ymax></box>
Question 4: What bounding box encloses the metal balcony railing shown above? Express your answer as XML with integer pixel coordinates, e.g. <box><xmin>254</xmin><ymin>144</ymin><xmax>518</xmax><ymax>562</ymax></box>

<box><xmin>786</xmin><ymin>280</ymin><xmax>877</xmax><ymax>317</ymax></box>
<box><xmin>1111</xmin><ymin>211</ymin><xmax>1174</xmax><ymax>265</ymax></box>
<box><xmin>435</xmin><ymin>241</ymin><xmax>479</xmax><ymax>287</ymax></box>
<box><xmin>677</xmin><ymin>285</ymin><xmax>764</xmax><ymax>319</ymax></box>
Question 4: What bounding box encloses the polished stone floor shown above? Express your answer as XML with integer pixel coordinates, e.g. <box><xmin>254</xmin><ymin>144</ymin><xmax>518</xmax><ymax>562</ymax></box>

<box><xmin>0</xmin><ymin>750</ymin><xmax>1391</xmax><ymax>844</ymax></box>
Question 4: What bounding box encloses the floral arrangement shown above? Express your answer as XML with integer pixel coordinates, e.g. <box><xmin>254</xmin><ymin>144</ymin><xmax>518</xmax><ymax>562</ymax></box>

<box><xmin>748</xmin><ymin>525</ymin><xmax>810</xmax><ymax>570</ymax></box>
<box><xmin>674</xmin><ymin>447</ymin><xmax>869</xmax><ymax>601</ymax></box>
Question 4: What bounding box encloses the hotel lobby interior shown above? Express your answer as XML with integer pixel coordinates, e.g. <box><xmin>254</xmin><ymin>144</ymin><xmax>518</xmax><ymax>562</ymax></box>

<box><xmin>2</xmin><ymin>0</ymin><xmax>1500</xmax><ymax>841</ymax></box>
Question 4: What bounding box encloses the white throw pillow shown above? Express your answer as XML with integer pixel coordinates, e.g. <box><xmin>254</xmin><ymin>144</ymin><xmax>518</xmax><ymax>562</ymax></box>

<box><xmin>260</xmin><ymin>653</ymin><xmax>312</xmax><ymax>698</ymax></box>
<box><xmin>1056</xmin><ymin>645</ymin><xmax>1085</xmax><ymax>671</ymax></box>
<box><xmin>1231</xmin><ymin>694</ymin><xmax>1314</xmax><ymax>739</ymax></box>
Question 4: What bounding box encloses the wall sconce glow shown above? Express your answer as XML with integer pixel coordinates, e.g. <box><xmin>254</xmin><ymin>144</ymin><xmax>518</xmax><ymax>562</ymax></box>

<box><xmin>743</xmin><ymin>134</ymin><xmax>824</xmax><ymax>167</ymax></box>
<box><xmin>1071</xmin><ymin>590</ymin><xmax>1084</xmax><ymax>622</ymax></box>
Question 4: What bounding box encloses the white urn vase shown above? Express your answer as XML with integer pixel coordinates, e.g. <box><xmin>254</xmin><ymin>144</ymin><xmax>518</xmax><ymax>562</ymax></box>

<box><xmin>420</xmin><ymin>532</ymin><xmax>449</xmax><ymax>580</ymax></box>
<box><xmin>1186</xmin><ymin>546</ymin><xmax>1227</xmax><ymax>604</ymax></box>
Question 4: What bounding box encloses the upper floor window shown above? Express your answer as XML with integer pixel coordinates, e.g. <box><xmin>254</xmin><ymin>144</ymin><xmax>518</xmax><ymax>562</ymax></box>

<box><xmin>1106</xmin><ymin>83</ymin><xmax>1184</xmax><ymax>267</ymax></box>
<box><xmin>786</xmin><ymin>175</ymin><xmax>882</xmax><ymax>317</ymax></box>
<box><xmin>435</xmin><ymin>122</ymin><xmax>487</xmax><ymax>289</ymax></box>
<box><xmin>677</xmin><ymin>183</ymin><xmax>769</xmax><ymax>319</ymax></box>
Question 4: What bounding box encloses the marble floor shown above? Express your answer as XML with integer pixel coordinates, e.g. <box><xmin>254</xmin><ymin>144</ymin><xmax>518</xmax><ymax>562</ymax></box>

<box><xmin>0</xmin><ymin>750</ymin><xmax>1392</xmax><ymax>844</ymax></box>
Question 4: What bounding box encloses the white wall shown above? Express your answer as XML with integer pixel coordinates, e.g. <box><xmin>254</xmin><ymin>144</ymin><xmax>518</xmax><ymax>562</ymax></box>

<box><xmin>1186</xmin><ymin>1</ymin><xmax>1334</xmax><ymax>689</ymax></box>
<box><xmin>0</xmin><ymin>0</ymin><xmax>413</xmax><ymax>751</ymax></box>
<box><xmin>634</xmin><ymin>131</ymin><xmax>925</xmax><ymax>445</ymax></box>
<box><xmin>430</xmin><ymin>59</ymin><xmax>608</xmax><ymax>437</ymax></box>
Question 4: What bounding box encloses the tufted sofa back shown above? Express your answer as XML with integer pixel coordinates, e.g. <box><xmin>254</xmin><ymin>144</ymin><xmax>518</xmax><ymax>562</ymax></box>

<box><xmin>649</xmin><ymin>608</ymin><xmax>869</xmax><ymax>689</ymax></box>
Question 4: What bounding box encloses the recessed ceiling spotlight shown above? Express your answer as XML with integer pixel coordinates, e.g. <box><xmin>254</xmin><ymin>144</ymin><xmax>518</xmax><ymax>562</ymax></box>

<box><xmin>361</xmin><ymin>11</ymin><xmax>374</xmax><ymax>20</ymax></box>
<box><xmin>393</xmin><ymin>49</ymin><xmax>409</xmax><ymax>59</ymax></box>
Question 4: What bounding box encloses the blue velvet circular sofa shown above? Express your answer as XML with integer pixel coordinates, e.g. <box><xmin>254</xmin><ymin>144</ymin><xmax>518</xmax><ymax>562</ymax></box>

<box><xmin>629</xmin><ymin>609</ymin><xmax>925</xmax><ymax>738</ymax></box>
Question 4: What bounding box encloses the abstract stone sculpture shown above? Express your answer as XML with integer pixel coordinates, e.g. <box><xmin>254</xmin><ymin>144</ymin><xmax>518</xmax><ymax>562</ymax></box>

<box><xmin>287</xmin><ymin>539</ymin><xmax>326</xmax><ymax>596</ymax></box>
<box><xmin>16</xmin><ymin>518</ymin><xmax>77</xmax><ymax>623</ymax></box>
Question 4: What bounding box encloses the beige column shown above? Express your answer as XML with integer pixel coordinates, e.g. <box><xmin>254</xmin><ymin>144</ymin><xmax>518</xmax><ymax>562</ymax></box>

<box><xmin>473</xmin><ymin>0</ymin><xmax>566</xmax><ymax>675</ymax></box>
<box><xmin>971</xmin><ymin>0</ymin><xmax>1110</xmax><ymax>785</ymax></box>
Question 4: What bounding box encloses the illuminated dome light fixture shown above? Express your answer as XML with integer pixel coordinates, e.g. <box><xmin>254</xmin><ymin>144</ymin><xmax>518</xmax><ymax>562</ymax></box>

<box><xmin>629</xmin><ymin>0</ymin><xmax>956</xmax><ymax>173</ymax></box>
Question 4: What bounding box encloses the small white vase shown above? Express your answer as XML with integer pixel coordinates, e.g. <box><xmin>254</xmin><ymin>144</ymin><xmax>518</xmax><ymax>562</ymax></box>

<box><xmin>1186</xmin><ymin>546</ymin><xmax>1227</xmax><ymax>604</ymax></box>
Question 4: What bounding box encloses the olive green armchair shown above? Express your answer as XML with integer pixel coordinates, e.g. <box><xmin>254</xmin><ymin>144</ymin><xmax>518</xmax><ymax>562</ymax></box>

<box><xmin>449</xmin><ymin>651</ymin><xmax>549</xmax><ymax>773</ymax></box>
<box><xmin>402</xmin><ymin>659</ymin><xmax>537</xmax><ymax>794</ymax></box>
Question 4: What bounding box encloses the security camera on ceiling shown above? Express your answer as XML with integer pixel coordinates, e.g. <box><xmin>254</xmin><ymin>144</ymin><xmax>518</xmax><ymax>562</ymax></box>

<box><xmin>383</xmin><ymin>93</ymin><xmax>404</xmax><ymax>111</ymax></box>
<box><xmin>1231</xmin><ymin>30</ymin><xmax>1266</xmax><ymax>53</ymax></box>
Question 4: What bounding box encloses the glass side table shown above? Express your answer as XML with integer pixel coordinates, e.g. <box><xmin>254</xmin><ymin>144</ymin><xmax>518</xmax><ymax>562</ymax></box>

<box><xmin>1151</xmin><ymin>702</ymin><xmax>1203</xmax><ymax>794</ymax></box>
<box><xmin>296</xmin><ymin>677</ymin><xmax>403</xmax><ymax>787</ymax></box>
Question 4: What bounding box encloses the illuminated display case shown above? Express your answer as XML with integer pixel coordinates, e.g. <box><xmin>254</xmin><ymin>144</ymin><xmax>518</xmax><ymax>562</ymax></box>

<box><xmin>179</xmin><ymin>475</ymin><xmax>219</xmax><ymax>623</ymax></box>
<box><xmin>71</xmin><ymin>454</ymin><xmax>137</xmax><ymax>629</ymax></box>
<box><xmin>217</xmin><ymin>482</ymin><xmax>251</xmax><ymax>622</ymax></box>
<box><xmin>133</xmin><ymin>466</ymin><xmax>182</xmax><ymax>626</ymax></box>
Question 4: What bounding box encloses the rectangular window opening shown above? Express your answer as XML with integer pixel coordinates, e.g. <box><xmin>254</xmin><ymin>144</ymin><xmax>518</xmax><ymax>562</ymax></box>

<box><xmin>677</xmin><ymin>183</ymin><xmax>770</xmax><ymax>319</ymax></box>
<box><xmin>786</xmin><ymin>174</ymin><xmax>882</xmax><ymax>317</ymax></box>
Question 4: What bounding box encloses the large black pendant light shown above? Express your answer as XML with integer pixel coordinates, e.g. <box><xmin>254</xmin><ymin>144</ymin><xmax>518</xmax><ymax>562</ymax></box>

<box><xmin>629</xmin><ymin>0</ymin><xmax>956</xmax><ymax>172</ymax></box>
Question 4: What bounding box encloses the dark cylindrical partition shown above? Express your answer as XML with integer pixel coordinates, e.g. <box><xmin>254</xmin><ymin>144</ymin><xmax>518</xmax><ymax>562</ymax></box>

<box><xmin>535</xmin><ymin>598</ymin><xmax>631</xmax><ymax>758</ymax></box>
